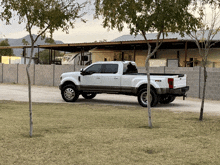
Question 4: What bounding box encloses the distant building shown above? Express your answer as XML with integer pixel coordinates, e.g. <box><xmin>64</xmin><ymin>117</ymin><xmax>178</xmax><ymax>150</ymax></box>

<box><xmin>1</xmin><ymin>56</ymin><xmax>34</xmax><ymax>64</ymax></box>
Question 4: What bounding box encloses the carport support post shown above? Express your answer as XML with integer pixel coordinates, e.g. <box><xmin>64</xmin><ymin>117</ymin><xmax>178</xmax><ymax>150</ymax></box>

<box><xmin>80</xmin><ymin>48</ymin><xmax>85</xmax><ymax>65</ymax></box>
<box><xmin>122</xmin><ymin>52</ymin><xmax>124</xmax><ymax>61</ymax></box>
<box><xmin>50</xmin><ymin>49</ymin><xmax>53</xmax><ymax>64</ymax></box>
<box><xmin>53</xmin><ymin>50</ymin><xmax>56</xmax><ymax>64</ymax></box>
<box><xmin>133</xmin><ymin>46</ymin><xmax>136</xmax><ymax>62</ymax></box>
<box><xmin>23</xmin><ymin>47</ymin><xmax>26</xmax><ymax>64</ymax></box>
<box><xmin>81</xmin><ymin>48</ymin><xmax>85</xmax><ymax>65</ymax></box>
<box><xmin>37</xmin><ymin>46</ymin><xmax>40</xmax><ymax>64</ymax></box>
<box><xmin>184</xmin><ymin>42</ymin><xmax>188</xmax><ymax>67</ymax></box>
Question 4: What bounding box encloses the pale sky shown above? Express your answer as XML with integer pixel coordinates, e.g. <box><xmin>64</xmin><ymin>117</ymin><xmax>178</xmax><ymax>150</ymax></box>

<box><xmin>0</xmin><ymin>2</ymin><xmax>216</xmax><ymax>44</ymax></box>
<box><xmin>0</xmin><ymin>4</ymin><xmax>130</xmax><ymax>44</ymax></box>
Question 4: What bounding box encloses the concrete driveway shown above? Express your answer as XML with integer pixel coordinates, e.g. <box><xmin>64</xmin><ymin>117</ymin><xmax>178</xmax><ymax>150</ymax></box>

<box><xmin>0</xmin><ymin>83</ymin><xmax>220</xmax><ymax>116</ymax></box>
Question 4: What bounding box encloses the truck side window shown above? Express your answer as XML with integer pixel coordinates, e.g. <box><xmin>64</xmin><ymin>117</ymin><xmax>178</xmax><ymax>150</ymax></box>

<box><xmin>85</xmin><ymin>64</ymin><xmax>102</xmax><ymax>73</ymax></box>
<box><xmin>102</xmin><ymin>64</ymin><xmax>118</xmax><ymax>74</ymax></box>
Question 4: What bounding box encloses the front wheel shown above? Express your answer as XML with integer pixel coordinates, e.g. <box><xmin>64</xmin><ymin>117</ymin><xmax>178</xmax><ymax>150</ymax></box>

<box><xmin>82</xmin><ymin>92</ymin><xmax>97</xmax><ymax>99</ymax></box>
<box><xmin>159</xmin><ymin>95</ymin><xmax>176</xmax><ymax>104</ymax></box>
<box><xmin>137</xmin><ymin>88</ymin><xmax>158</xmax><ymax>107</ymax></box>
<box><xmin>61</xmin><ymin>85</ymin><xmax>79</xmax><ymax>102</ymax></box>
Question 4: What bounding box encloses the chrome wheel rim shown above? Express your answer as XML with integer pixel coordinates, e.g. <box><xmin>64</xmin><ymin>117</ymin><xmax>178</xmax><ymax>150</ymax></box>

<box><xmin>64</xmin><ymin>88</ymin><xmax>75</xmax><ymax>100</ymax></box>
<box><xmin>140</xmin><ymin>91</ymin><xmax>152</xmax><ymax>106</ymax></box>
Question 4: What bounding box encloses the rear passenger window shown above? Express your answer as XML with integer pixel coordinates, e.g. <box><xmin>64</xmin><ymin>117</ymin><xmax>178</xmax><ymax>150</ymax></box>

<box><xmin>102</xmin><ymin>64</ymin><xmax>118</xmax><ymax>74</ymax></box>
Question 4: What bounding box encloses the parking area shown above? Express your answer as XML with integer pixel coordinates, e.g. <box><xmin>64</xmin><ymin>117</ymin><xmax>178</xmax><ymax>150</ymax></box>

<box><xmin>0</xmin><ymin>83</ymin><xmax>220</xmax><ymax>116</ymax></box>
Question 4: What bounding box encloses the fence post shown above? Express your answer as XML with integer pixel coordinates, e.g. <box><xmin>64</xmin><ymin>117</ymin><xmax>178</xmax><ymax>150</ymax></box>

<box><xmin>2</xmin><ymin>63</ymin><xmax>3</xmax><ymax>83</ymax></box>
<box><xmin>199</xmin><ymin>66</ymin><xmax>201</xmax><ymax>99</ymax></box>
<box><xmin>33</xmin><ymin>64</ymin><xmax>35</xmax><ymax>85</ymax></box>
<box><xmin>0</xmin><ymin>63</ymin><xmax>3</xmax><ymax>83</ymax></box>
<box><xmin>53</xmin><ymin>64</ymin><xmax>55</xmax><ymax>86</ymax></box>
<box><xmin>17</xmin><ymin>63</ymin><xmax>19</xmax><ymax>84</ymax></box>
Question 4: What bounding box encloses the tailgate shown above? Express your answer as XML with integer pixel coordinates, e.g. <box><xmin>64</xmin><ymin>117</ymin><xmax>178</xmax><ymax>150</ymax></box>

<box><xmin>173</xmin><ymin>74</ymin><xmax>187</xmax><ymax>89</ymax></box>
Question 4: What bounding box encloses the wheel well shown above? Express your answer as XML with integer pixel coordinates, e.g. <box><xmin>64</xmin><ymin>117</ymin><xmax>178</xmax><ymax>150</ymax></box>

<box><xmin>137</xmin><ymin>84</ymin><xmax>157</xmax><ymax>94</ymax></box>
<box><xmin>61</xmin><ymin>81</ymin><xmax>76</xmax><ymax>90</ymax></box>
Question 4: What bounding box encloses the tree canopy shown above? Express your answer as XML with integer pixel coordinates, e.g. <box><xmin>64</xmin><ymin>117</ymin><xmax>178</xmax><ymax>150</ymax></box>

<box><xmin>1</xmin><ymin>0</ymin><xmax>87</xmax><ymax>43</ymax></box>
<box><xmin>95</xmin><ymin>0</ymin><xmax>200</xmax><ymax>36</ymax></box>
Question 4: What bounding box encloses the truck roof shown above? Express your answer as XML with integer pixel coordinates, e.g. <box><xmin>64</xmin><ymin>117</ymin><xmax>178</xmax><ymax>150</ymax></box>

<box><xmin>93</xmin><ymin>61</ymin><xmax>136</xmax><ymax>65</ymax></box>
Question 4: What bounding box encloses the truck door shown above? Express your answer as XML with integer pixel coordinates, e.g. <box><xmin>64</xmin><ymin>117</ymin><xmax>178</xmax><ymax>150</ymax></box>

<box><xmin>100</xmin><ymin>64</ymin><xmax>121</xmax><ymax>92</ymax></box>
<box><xmin>80</xmin><ymin>64</ymin><xmax>102</xmax><ymax>90</ymax></box>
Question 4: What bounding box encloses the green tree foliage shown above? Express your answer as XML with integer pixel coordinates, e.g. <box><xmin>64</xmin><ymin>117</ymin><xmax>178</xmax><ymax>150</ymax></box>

<box><xmin>95</xmin><ymin>0</ymin><xmax>200</xmax><ymax>128</ymax></box>
<box><xmin>0</xmin><ymin>39</ymin><xmax>14</xmax><ymax>57</ymax></box>
<box><xmin>35</xmin><ymin>38</ymin><xmax>62</xmax><ymax>64</ymax></box>
<box><xmin>45</xmin><ymin>38</ymin><xmax>56</xmax><ymax>44</ymax></box>
<box><xmin>22</xmin><ymin>38</ymin><xmax>29</xmax><ymax>46</ymax></box>
<box><xmin>35</xmin><ymin>49</ymin><xmax>59</xmax><ymax>64</ymax></box>
<box><xmin>1</xmin><ymin>0</ymin><xmax>87</xmax><ymax>137</ymax></box>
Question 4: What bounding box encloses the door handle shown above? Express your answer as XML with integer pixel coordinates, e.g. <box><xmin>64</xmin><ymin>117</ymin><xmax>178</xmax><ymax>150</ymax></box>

<box><xmin>96</xmin><ymin>77</ymin><xmax>100</xmax><ymax>79</ymax></box>
<box><xmin>114</xmin><ymin>78</ymin><xmax>118</xmax><ymax>79</ymax></box>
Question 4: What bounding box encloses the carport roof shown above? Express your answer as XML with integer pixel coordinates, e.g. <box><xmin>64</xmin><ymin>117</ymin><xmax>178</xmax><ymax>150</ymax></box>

<box><xmin>0</xmin><ymin>38</ymin><xmax>181</xmax><ymax>52</ymax></box>
<box><xmin>1</xmin><ymin>30</ymin><xmax>220</xmax><ymax>52</ymax></box>
<box><xmin>37</xmin><ymin>38</ymin><xmax>180</xmax><ymax>52</ymax></box>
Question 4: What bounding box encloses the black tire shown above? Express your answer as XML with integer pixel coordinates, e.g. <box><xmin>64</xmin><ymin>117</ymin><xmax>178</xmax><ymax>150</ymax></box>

<box><xmin>137</xmin><ymin>88</ymin><xmax>158</xmax><ymax>107</ymax></box>
<box><xmin>82</xmin><ymin>92</ymin><xmax>97</xmax><ymax>99</ymax></box>
<box><xmin>61</xmin><ymin>85</ymin><xmax>79</xmax><ymax>102</ymax></box>
<box><xmin>159</xmin><ymin>95</ymin><xmax>176</xmax><ymax>104</ymax></box>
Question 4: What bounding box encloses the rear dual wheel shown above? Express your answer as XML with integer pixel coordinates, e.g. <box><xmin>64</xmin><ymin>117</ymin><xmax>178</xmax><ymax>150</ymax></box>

<box><xmin>138</xmin><ymin>88</ymin><xmax>158</xmax><ymax>107</ymax></box>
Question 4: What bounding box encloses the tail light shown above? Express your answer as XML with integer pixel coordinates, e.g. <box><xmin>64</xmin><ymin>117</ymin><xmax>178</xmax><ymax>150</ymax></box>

<box><xmin>168</xmin><ymin>78</ymin><xmax>174</xmax><ymax>89</ymax></box>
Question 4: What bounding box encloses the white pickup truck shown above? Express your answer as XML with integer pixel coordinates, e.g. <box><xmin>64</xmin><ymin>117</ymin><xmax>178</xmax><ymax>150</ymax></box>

<box><xmin>59</xmin><ymin>61</ymin><xmax>189</xmax><ymax>107</ymax></box>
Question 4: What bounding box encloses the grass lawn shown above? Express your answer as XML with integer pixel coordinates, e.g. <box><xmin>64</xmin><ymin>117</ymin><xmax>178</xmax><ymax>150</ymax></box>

<box><xmin>0</xmin><ymin>100</ymin><xmax>220</xmax><ymax>165</ymax></box>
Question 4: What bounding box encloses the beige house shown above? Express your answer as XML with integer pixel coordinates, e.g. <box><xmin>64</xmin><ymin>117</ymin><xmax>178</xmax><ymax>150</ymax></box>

<box><xmin>89</xmin><ymin>32</ymin><xmax>220</xmax><ymax>68</ymax></box>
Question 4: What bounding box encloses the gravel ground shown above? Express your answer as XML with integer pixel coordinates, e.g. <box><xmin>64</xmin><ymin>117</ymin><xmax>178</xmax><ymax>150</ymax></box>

<box><xmin>0</xmin><ymin>83</ymin><xmax>220</xmax><ymax>116</ymax></box>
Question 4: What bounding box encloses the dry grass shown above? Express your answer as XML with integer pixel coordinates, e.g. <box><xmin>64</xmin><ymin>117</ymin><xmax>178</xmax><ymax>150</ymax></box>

<box><xmin>0</xmin><ymin>100</ymin><xmax>220</xmax><ymax>165</ymax></box>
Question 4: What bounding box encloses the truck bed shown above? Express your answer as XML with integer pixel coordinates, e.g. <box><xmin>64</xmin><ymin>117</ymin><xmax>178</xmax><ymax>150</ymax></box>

<box><xmin>123</xmin><ymin>73</ymin><xmax>185</xmax><ymax>77</ymax></box>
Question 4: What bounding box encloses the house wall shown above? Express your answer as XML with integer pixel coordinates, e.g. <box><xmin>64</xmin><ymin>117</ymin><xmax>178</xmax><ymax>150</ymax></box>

<box><xmin>157</xmin><ymin>48</ymin><xmax>220</xmax><ymax>68</ymax></box>
<box><xmin>1</xmin><ymin>64</ymin><xmax>220</xmax><ymax>101</ymax></box>
<box><xmin>90</xmin><ymin>49</ymin><xmax>149</xmax><ymax>67</ymax></box>
<box><xmin>91</xmin><ymin>48</ymin><xmax>220</xmax><ymax>68</ymax></box>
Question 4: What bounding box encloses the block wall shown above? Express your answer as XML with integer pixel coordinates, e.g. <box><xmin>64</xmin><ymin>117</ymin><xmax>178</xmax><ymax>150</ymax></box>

<box><xmin>138</xmin><ymin>66</ymin><xmax>220</xmax><ymax>100</ymax></box>
<box><xmin>1</xmin><ymin>63</ymin><xmax>220</xmax><ymax>100</ymax></box>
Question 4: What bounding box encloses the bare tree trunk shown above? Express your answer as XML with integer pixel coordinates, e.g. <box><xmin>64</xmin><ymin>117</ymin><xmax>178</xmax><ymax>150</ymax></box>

<box><xmin>26</xmin><ymin>66</ymin><xmax>33</xmax><ymax>137</ymax></box>
<box><xmin>26</xmin><ymin>45</ymin><xmax>34</xmax><ymax>137</ymax></box>
<box><xmin>146</xmin><ymin>60</ymin><xmax>152</xmax><ymax>128</ymax></box>
<box><xmin>199</xmin><ymin>66</ymin><xmax>207</xmax><ymax>121</ymax></box>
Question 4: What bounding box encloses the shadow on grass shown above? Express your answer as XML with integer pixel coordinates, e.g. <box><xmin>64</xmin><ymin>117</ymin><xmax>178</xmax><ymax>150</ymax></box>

<box><xmin>156</xmin><ymin>103</ymin><xmax>185</xmax><ymax>108</ymax></box>
<box><xmin>76</xmin><ymin>98</ymin><xmax>139</xmax><ymax>107</ymax></box>
<box><xmin>139</xmin><ymin>125</ymin><xmax>161</xmax><ymax>129</ymax></box>
<box><xmin>21</xmin><ymin>134</ymin><xmax>44</xmax><ymax>138</ymax></box>
<box><xmin>76</xmin><ymin>98</ymin><xmax>186</xmax><ymax>108</ymax></box>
